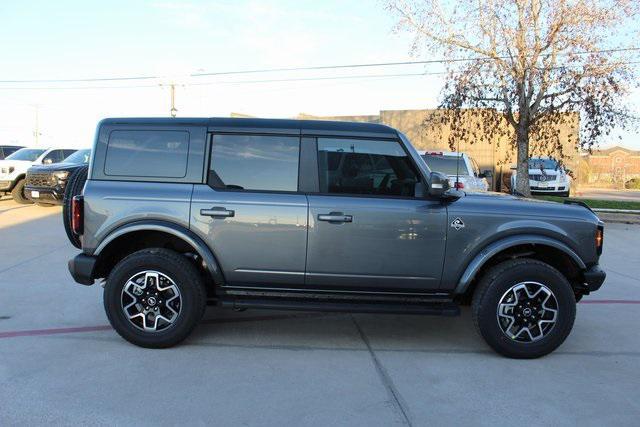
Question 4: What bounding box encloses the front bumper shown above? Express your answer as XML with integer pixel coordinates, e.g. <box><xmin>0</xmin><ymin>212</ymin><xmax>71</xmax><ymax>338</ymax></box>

<box><xmin>25</xmin><ymin>186</ymin><xmax>64</xmax><ymax>204</ymax></box>
<box><xmin>530</xmin><ymin>185</ymin><xmax>568</xmax><ymax>193</ymax></box>
<box><xmin>68</xmin><ymin>254</ymin><xmax>97</xmax><ymax>286</ymax></box>
<box><xmin>583</xmin><ymin>264</ymin><xmax>606</xmax><ymax>292</ymax></box>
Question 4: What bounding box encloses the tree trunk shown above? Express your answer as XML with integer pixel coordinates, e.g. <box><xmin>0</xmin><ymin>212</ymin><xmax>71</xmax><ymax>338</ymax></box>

<box><xmin>515</xmin><ymin>122</ymin><xmax>531</xmax><ymax>197</ymax></box>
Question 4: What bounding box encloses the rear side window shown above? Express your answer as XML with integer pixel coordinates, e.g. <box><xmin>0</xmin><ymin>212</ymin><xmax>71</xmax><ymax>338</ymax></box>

<box><xmin>421</xmin><ymin>155</ymin><xmax>468</xmax><ymax>176</ymax></box>
<box><xmin>209</xmin><ymin>134</ymin><xmax>299</xmax><ymax>192</ymax></box>
<box><xmin>105</xmin><ymin>130</ymin><xmax>189</xmax><ymax>178</ymax></box>
<box><xmin>317</xmin><ymin>138</ymin><xmax>420</xmax><ymax>197</ymax></box>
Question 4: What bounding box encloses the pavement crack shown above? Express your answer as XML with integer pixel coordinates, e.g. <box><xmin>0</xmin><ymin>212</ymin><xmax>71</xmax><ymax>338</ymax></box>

<box><xmin>351</xmin><ymin>315</ymin><xmax>413</xmax><ymax>427</ymax></box>
<box><xmin>0</xmin><ymin>244</ymin><xmax>68</xmax><ymax>276</ymax></box>
<box><xmin>608</xmin><ymin>269</ymin><xmax>640</xmax><ymax>283</ymax></box>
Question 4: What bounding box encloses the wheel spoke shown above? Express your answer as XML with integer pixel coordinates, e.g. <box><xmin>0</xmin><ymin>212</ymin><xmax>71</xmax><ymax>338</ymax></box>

<box><xmin>496</xmin><ymin>281</ymin><xmax>559</xmax><ymax>343</ymax></box>
<box><xmin>120</xmin><ymin>270</ymin><xmax>182</xmax><ymax>333</ymax></box>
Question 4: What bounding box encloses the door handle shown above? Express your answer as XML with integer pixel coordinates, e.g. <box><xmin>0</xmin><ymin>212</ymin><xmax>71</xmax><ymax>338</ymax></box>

<box><xmin>318</xmin><ymin>212</ymin><xmax>353</xmax><ymax>223</ymax></box>
<box><xmin>201</xmin><ymin>207</ymin><xmax>235</xmax><ymax>218</ymax></box>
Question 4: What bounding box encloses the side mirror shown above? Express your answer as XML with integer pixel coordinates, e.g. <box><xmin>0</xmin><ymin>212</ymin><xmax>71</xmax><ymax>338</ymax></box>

<box><xmin>428</xmin><ymin>171</ymin><xmax>451</xmax><ymax>198</ymax></box>
<box><xmin>43</xmin><ymin>158</ymin><xmax>53</xmax><ymax>164</ymax></box>
<box><xmin>479</xmin><ymin>169</ymin><xmax>493</xmax><ymax>178</ymax></box>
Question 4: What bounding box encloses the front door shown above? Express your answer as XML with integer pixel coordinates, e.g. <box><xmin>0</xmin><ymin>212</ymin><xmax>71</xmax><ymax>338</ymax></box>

<box><xmin>305</xmin><ymin>137</ymin><xmax>447</xmax><ymax>291</ymax></box>
<box><xmin>191</xmin><ymin>133</ymin><xmax>308</xmax><ymax>287</ymax></box>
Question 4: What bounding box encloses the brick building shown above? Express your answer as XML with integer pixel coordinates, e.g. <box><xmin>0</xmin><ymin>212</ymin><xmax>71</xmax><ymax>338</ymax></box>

<box><xmin>580</xmin><ymin>146</ymin><xmax>640</xmax><ymax>187</ymax></box>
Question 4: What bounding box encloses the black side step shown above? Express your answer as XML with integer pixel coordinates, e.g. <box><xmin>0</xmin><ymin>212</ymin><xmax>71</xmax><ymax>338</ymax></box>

<box><xmin>220</xmin><ymin>298</ymin><xmax>460</xmax><ymax>316</ymax></box>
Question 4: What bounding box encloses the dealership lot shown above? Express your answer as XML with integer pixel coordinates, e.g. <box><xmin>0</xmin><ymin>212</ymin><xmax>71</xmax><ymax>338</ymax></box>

<box><xmin>1</xmin><ymin>198</ymin><xmax>639</xmax><ymax>426</ymax></box>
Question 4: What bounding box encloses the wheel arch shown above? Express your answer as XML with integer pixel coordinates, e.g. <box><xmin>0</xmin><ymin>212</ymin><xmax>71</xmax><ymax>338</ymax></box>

<box><xmin>455</xmin><ymin>234</ymin><xmax>586</xmax><ymax>296</ymax></box>
<box><xmin>93</xmin><ymin>220</ymin><xmax>225</xmax><ymax>286</ymax></box>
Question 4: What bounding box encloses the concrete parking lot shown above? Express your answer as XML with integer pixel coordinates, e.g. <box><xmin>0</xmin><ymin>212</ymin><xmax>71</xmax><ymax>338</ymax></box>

<box><xmin>1</xmin><ymin>198</ymin><xmax>639</xmax><ymax>426</ymax></box>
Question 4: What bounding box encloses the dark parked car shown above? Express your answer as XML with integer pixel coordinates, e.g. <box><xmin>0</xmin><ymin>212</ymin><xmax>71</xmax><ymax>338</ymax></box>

<box><xmin>0</xmin><ymin>145</ymin><xmax>25</xmax><ymax>160</ymax></box>
<box><xmin>25</xmin><ymin>149</ymin><xmax>90</xmax><ymax>206</ymax></box>
<box><xmin>67</xmin><ymin>118</ymin><xmax>605</xmax><ymax>358</ymax></box>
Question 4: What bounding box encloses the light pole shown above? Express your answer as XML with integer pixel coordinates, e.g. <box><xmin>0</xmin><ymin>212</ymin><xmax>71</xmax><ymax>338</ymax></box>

<box><xmin>170</xmin><ymin>83</ymin><xmax>177</xmax><ymax>118</ymax></box>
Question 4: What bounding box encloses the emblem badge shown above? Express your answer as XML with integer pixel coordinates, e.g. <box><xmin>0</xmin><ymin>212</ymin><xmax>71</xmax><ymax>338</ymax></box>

<box><xmin>451</xmin><ymin>217</ymin><xmax>465</xmax><ymax>230</ymax></box>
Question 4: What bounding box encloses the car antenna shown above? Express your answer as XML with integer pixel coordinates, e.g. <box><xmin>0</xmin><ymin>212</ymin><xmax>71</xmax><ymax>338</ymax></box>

<box><xmin>456</xmin><ymin>136</ymin><xmax>460</xmax><ymax>190</ymax></box>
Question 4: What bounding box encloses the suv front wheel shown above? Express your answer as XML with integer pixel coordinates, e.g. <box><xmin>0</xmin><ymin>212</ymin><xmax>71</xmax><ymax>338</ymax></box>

<box><xmin>472</xmin><ymin>258</ymin><xmax>576</xmax><ymax>359</ymax></box>
<box><xmin>104</xmin><ymin>248</ymin><xmax>207</xmax><ymax>348</ymax></box>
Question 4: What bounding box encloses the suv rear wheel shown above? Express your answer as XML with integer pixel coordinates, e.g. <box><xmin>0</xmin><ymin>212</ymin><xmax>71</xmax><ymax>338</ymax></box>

<box><xmin>104</xmin><ymin>248</ymin><xmax>207</xmax><ymax>348</ymax></box>
<box><xmin>472</xmin><ymin>258</ymin><xmax>576</xmax><ymax>359</ymax></box>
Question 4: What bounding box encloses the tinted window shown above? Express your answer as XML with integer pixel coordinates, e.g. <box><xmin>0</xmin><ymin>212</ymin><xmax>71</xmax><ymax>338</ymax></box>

<box><xmin>63</xmin><ymin>149</ymin><xmax>91</xmax><ymax>164</ymax></box>
<box><xmin>43</xmin><ymin>150</ymin><xmax>65</xmax><ymax>163</ymax></box>
<box><xmin>421</xmin><ymin>155</ymin><xmax>468</xmax><ymax>176</ymax></box>
<box><xmin>105</xmin><ymin>131</ymin><xmax>189</xmax><ymax>177</ymax></box>
<box><xmin>318</xmin><ymin>138</ymin><xmax>420</xmax><ymax>197</ymax></box>
<box><xmin>530</xmin><ymin>158</ymin><xmax>559</xmax><ymax>170</ymax></box>
<box><xmin>4</xmin><ymin>147</ymin><xmax>20</xmax><ymax>157</ymax></box>
<box><xmin>209</xmin><ymin>135</ymin><xmax>299</xmax><ymax>192</ymax></box>
<box><xmin>63</xmin><ymin>149</ymin><xmax>77</xmax><ymax>159</ymax></box>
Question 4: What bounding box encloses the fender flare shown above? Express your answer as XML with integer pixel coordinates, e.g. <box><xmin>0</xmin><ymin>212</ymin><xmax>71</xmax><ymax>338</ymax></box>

<box><xmin>94</xmin><ymin>220</ymin><xmax>225</xmax><ymax>285</ymax></box>
<box><xmin>454</xmin><ymin>234</ymin><xmax>586</xmax><ymax>294</ymax></box>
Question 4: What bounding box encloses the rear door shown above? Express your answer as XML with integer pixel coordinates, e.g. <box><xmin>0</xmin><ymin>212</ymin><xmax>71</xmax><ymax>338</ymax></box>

<box><xmin>305</xmin><ymin>137</ymin><xmax>447</xmax><ymax>291</ymax></box>
<box><xmin>190</xmin><ymin>133</ymin><xmax>308</xmax><ymax>287</ymax></box>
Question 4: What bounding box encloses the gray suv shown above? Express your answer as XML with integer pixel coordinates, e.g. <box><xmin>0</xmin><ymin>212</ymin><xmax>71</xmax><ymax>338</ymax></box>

<box><xmin>67</xmin><ymin>118</ymin><xmax>605</xmax><ymax>358</ymax></box>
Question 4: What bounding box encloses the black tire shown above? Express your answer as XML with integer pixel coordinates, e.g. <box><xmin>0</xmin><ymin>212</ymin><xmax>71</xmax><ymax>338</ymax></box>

<box><xmin>62</xmin><ymin>166</ymin><xmax>88</xmax><ymax>249</ymax></box>
<box><xmin>472</xmin><ymin>258</ymin><xmax>576</xmax><ymax>359</ymax></box>
<box><xmin>104</xmin><ymin>248</ymin><xmax>207</xmax><ymax>348</ymax></box>
<box><xmin>11</xmin><ymin>179</ymin><xmax>33</xmax><ymax>204</ymax></box>
<box><xmin>559</xmin><ymin>191</ymin><xmax>570</xmax><ymax>197</ymax></box>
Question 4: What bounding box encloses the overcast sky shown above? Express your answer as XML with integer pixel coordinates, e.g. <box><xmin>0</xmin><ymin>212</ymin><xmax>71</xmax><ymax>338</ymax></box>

<box><xmin>0</xmin><ymin>0</ymin><xmax>637</xmax><ymax>149</ymax></box>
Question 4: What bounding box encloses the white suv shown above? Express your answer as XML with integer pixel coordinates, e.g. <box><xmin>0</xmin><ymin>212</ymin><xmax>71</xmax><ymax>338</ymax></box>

<box><xmin>511</xmin><ymin>157</ymin><xmax>571</xmax><ymax>197</ymax></box>
<box><xmin>419</xmin><ymin>151</ymin><xmax>490</xmax><ymax>192</ymax></box>
<box><xmin>0</xmin><ymin>147</ymin><xmax>77</xmax><ymax>204</ymax></box>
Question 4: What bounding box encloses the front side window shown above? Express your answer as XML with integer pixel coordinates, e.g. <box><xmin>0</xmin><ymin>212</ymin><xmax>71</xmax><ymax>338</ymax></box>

<box><xmin>43</xmin><ymin>150</ymin><xmax>65</xmax><ymax>164</ymax></box>
<box><xmin>318</xmin><ymin>138</ymin><xmax>420</xmax><ymax>197</ymax></box>
<box><xmin>209</xmin><ymin>134</ymin><xmax>300</xmax><ymax>192</ymax></box>
<box><xmin>105</xmin><ymin>130</ymin><xmax>189</xmax><ymax>178</ymax></box>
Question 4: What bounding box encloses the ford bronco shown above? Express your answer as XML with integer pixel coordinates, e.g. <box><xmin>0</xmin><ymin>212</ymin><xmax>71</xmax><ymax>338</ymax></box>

<box><xmin>67</xmin><ymin>118</ymin><xmax>605</xmax><ymax>358</ymax></box>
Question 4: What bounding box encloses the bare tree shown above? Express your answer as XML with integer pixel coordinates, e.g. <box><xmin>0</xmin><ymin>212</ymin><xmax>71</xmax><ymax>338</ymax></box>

<box><xmin>387</xmin><ymin>0</ymin><xmax>638</xmax><ymax>196</ymax></box>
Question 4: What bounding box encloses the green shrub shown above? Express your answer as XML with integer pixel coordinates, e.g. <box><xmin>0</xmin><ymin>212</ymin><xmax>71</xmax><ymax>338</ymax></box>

<box><xmin>625</xmin><ymin>178</ymin><xmax>640</xmax><ymax>190</ymax></box>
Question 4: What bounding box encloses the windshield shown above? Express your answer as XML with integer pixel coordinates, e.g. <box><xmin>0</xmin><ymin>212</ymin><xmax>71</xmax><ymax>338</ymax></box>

<box><xmin>6</xmin><ymin>148</ymin><xmax>46</xmax><ymax>161</ymax></box>
<box><xmin>421</xmin><ymin>155</ymin><xmax>469</xmax><ymax>176</ymax></box>
<box><xmin>530</xmin><ymin>158</ymin><xmax>559</xmax><ymax>170</ymax></box>
<box><xmin>63</xmin><ymin>149</ymin><xmax>91</xmax><ymax>164</ymax></box>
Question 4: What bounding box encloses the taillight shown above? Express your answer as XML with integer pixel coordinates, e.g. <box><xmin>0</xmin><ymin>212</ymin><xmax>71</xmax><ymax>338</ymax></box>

<box><xmin>72</xmin><ymin>195</ymin><xmax>84</xmax><ymax>235</ymax></box>
<box><xmin>595</xmin><ymin>226</ymin><xmax>604</xmax><ymax>255</ymax></box>
<box><xmin>454</xmin><ymin>181</ymin><xmax>465</xmax><ymax>189</ymax></box>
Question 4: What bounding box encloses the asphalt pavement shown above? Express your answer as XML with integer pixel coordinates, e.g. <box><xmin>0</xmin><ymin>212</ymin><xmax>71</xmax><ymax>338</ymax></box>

<box><xmin>0</xmin><ymin>198</ymin><xmax>639</xmax><ymax>426</ymax></box>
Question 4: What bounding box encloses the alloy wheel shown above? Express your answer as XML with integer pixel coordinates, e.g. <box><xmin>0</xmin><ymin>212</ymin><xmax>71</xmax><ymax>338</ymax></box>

<box><xmin>121</xmin><ymin>270</ymin><xmax>182</xmax><ymax>332</ymax></box>
<box><xmin>496</xmin><ymin>281</ymin><xmax>559</xmax><ymax>342</ymax></box>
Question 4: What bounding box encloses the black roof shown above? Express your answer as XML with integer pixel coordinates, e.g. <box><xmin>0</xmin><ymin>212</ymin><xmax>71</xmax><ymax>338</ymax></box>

<box><xmin>99</xmin><ymin>117</ymin><xmax>397</xmax><ymax>137</ymax></box>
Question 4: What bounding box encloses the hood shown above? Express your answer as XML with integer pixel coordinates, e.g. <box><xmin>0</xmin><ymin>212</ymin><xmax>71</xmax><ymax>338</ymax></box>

<box><xmin>0</xmin><ymin>159</ymin><xmax>35</xmax><ymax>175</ymax></box>
<box><xmin>456</xmin><ymin>191</ymin><xmax>599</xmax><ymax>223</ymax></box>
<box><xmin>27</xmin><ymin>162</ymin><xmax>85</xmax><ymax>173</ymax></box>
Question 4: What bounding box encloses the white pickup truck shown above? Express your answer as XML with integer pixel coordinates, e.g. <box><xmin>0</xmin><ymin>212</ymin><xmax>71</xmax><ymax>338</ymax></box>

<box><xmin>418</xmin><ymin>150</ymin><xmax>490</xmax><ymax>192</ymax></box>
<box><xmin>0</xmin><ymin>147</ymin><xmax>77</xmax><ymax>203</ymax></box>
